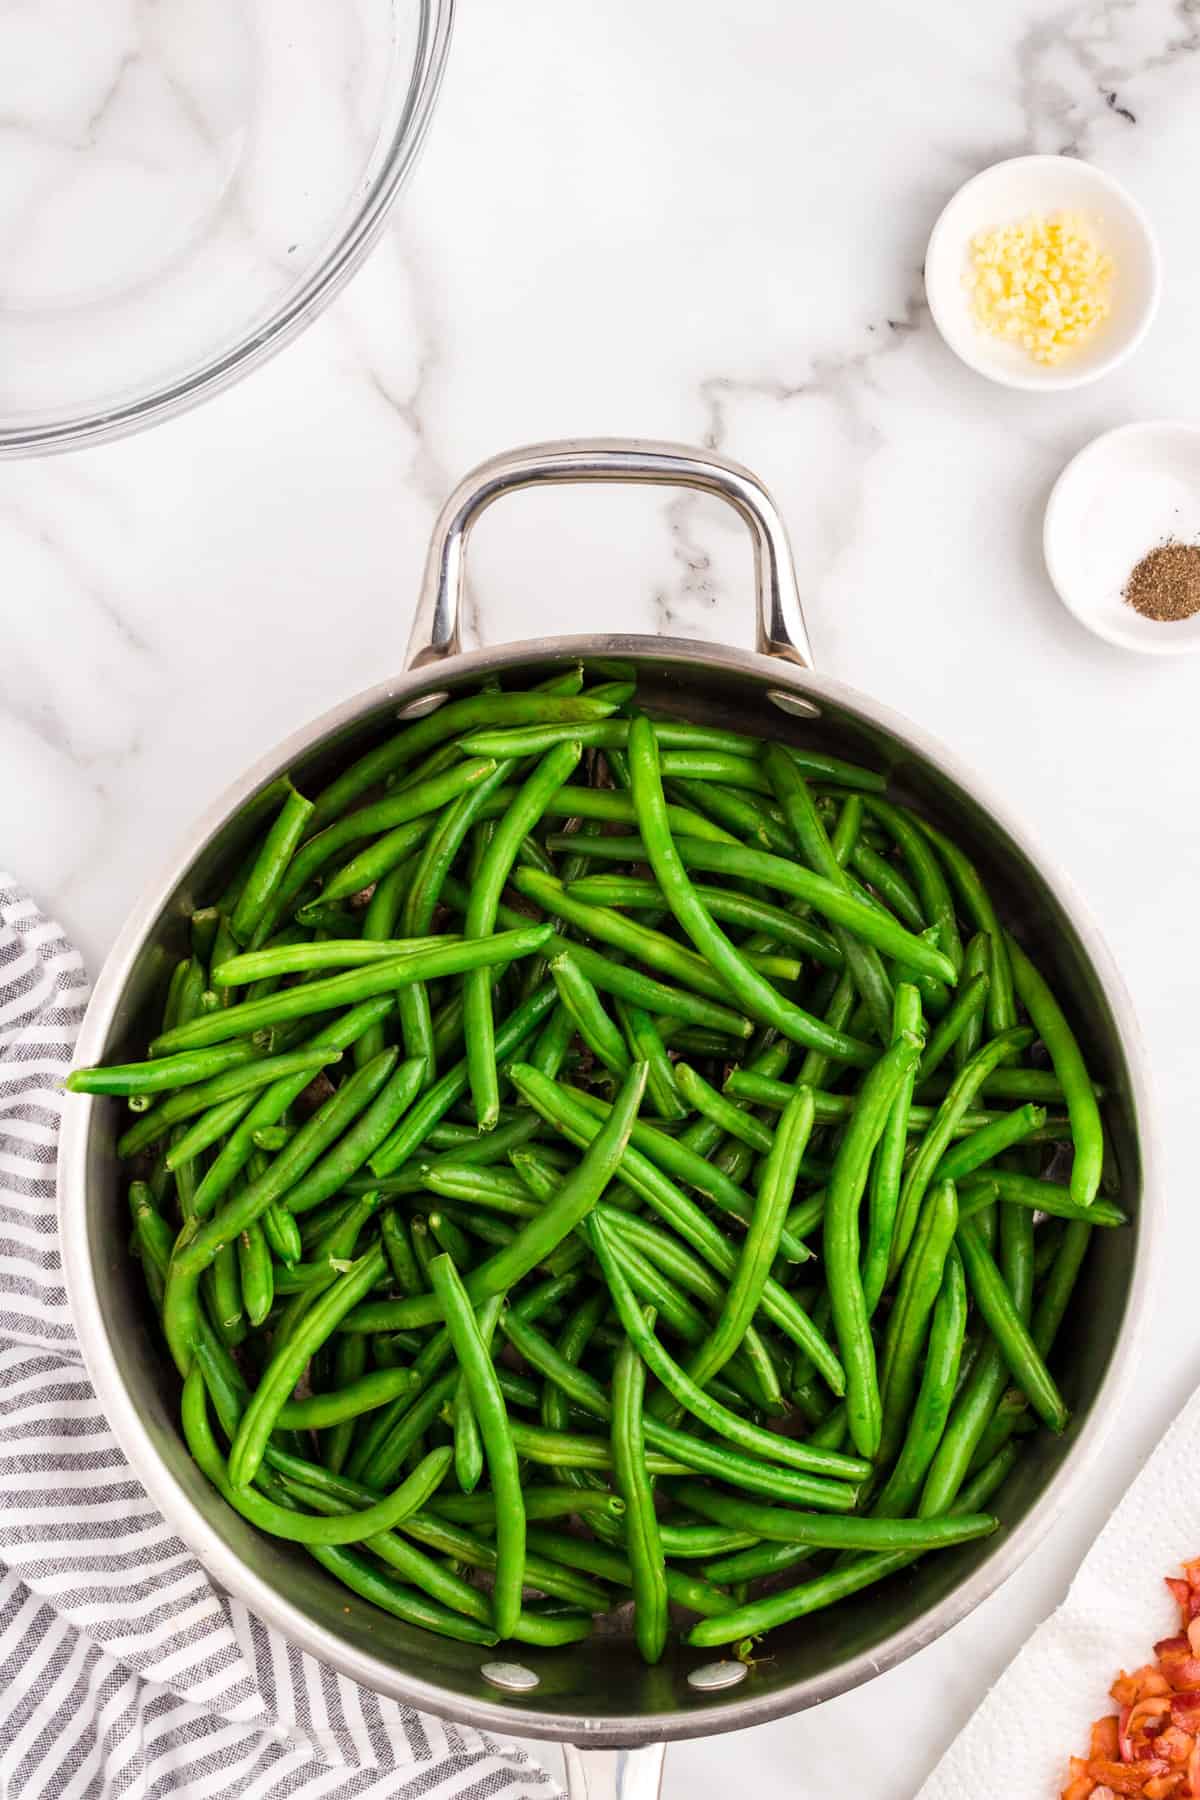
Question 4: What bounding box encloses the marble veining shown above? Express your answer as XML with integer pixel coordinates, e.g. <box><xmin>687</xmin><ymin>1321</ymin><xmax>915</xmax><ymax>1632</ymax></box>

<box><xmin>6</xmin><ymin>1</ymin><xmax>1200</xmax><ymax>1793</ymax></box>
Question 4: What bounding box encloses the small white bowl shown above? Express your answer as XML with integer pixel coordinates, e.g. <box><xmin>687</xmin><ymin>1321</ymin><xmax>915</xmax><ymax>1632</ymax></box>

<box><xmin>925</xmin><ymin>154</ymin><xmax>1160</xmax><ymax>391</ymax></box>
<box><xmin>1043</xmin><ymin>421</ymin><xmax>1200</xmax><ymax>654</ymax></box>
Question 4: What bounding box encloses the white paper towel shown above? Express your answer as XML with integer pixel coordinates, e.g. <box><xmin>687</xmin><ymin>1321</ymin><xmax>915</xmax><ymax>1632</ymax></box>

<box><xmin>918</xmin><ymin>1380</ymin><xmax>1200</xmax><ymax>1798</ymax></box>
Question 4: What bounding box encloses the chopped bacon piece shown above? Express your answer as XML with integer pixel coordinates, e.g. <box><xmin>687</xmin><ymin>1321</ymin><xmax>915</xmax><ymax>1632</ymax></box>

<box><xmin>1151</xmin><ymin>1729</ymin><xmax>1193</xmax><ymax>1767</ymax></box>
<box><xmin>1091</xmin><ymin>1717</ymin><xmax>1122</xmax><ymax>1760</ymax></box>
<box><xmin>1155</xmin><ymin>1640</ymin><xmax>1200</xmax><ymax>1693</ymax></box>
<box><xmin>1063</xmin><ymin>1558</ymin><xmax>1200</xmax><ymax>1797</ymax></box>
<box><xmin>1113</xmin><ymin>1669</ymin><xmax>1172</xmax><ymax>1707</ymax></box>
<box><xmin>1082</xmin><ymin>1761</ymin><xmax>1170</xmax><ymax>1796</ymax></box>
<box><xmin>1170</xmin><ymin>1691</ymin><xmax>1200</xmax><ymax>1734</ymax></box>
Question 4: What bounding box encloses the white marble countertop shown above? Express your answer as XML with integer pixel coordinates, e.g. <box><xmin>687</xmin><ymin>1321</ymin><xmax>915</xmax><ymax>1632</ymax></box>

<box><xmin>7</xmin><ymin>2</ymin><xmax>1200</xmax><ymax>1793</ymax></box>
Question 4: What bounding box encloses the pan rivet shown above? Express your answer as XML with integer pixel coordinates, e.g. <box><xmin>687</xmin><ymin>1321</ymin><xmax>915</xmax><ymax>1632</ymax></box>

<box><xmin>481</xmin><ymin>1660</ymin><xmax>540</xmax><ymax>1692</ymax></box>
<box><xmin>396</xmin><ymin>690</ymin><xmax>450</xmax><ymax>721</ymax></box>
<box><xmin>687</xmin><ymin>1660</ymin><xmax>748</xmax><ymax>1691</ymax></box>
<box><xmin>767</xmin><ymin>689</ymin><xmax>822</xmax><ymax>720</ymax></box>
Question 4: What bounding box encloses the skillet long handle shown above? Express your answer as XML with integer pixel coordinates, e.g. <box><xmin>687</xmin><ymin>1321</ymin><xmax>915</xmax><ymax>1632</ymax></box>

<box><xmin>403</xmin><ymin>437</ymin><xmax>812</xmax><ymax>670</ymax></box>
<box><xmin>561</xmin><ymin>1743</ymin><xmax>666</xmax><ymax>1799</ymax></box>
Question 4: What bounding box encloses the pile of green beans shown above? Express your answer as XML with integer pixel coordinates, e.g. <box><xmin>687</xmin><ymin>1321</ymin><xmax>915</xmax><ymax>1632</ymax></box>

<box><xmin>70</xmin><ymin>668</ymin><xmax>1125</xmax><ymax>1660</ymax></box>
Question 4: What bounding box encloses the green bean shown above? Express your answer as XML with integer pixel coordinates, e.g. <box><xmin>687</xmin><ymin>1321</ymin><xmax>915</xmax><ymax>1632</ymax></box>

<box><xmin>150</xmin><ymin>927</ymin><xmax>553</xmax><ymax>1057</ymax></box>
<box><xmin>226</xmin><ymin>1245</ymin><xmax>388</xmax><ymax>1487</ymax></box>
<box><xmin>540</xmin><ymin>939</ymin><xmax>751</xmax><ymax>1039</ymax></box>
<box><xmin>589</xmin><ymin>1210</ymin><xmax>839</xmax><ymax>1477</ymax></box>
<box><xmin>522</xmin><ymin>1528</ymin><xmax>734</xmax><ymax>1619</ymax></box>
<box><xmin>163</xmin><ymin>1052</ymin><xmax>395</xmax><ymax>1372</ymax></box>
<box><xmin>889</xmin><ymin>1027</ymin><xmax>1034</xmax><ymax>1278</ymax></box>
<box><xmin>349</xmin><ymin>1061</ymin><xmax>649</xmax><ymax>1333</ymax></box>
<box><xmin>317</xmin><ymin>764</ymin><xmax>502</xmax><ymax>908</ymax></box>
<box><xmin>615</xmin><ymin>1000</ymin><xmax>686</xmax><ymax>1121</ymax></box>
<box><xmin>861</xmin><ymin>796</ymin><xmax>963</xmax><ymax>973</ymax></box>
<box><xmin>667</xmin><ymin>774</ymin><xmax>793</xmax><ymax>855</ymax></box>
<box><xmin>1005</xmin><ymin>935</ymin><xmax>1103</xmax><ymax>1209</ymax></box>
<box><xmin>673</xmin><ymin>1063</ymin><xmax>771</xmax><ymax>1155</ymax></box>
<box><xmin>484</xmin><ymin>783</ymin><xmax>738</xmax><ymax>845</ymax></box>
<box><xmin>527</xmin><ymin>1001</ymin><xmax>578</xmax><ymax>1080</ymax></box>
<box><xmin>550</xmin><ymin>830</ymin><xmax>957</xmax><ymax>988</ymax></box>
<box><xmin>567</xmin><ymin>875</ymin><xmax>842</xmax><ymax>968</ymax></box>
<box><xmin>280</xmin><ymin>1361</ymin><xmax>417</xmax><ymax>1434</ymax></box>
<box><xmin>824</xmin><ymin>1037</ymin><xmax>923</xmax><ymax>1457</ymax></box>
<box><xmin>1032</xmin><ymin>1217</ymin><xmax>1092</xmax><ymax>1353</ymax></box>
<box><xmin>850</xmin><ymin>839</ymin><xmax>924</xmax><ymax>931</ymax></box>
<box><xmin>117</xmin><ymin>1047</ymin><xmax>341</xmax><ymax>1158</ymax></box>
<box><xmin>186</xmin><ymin>1364</ymin><xmax>455</xmax><ymax>1551</ymax></box>
<box><xmin>954</xmin><ymin>1442</ymin><xmax>1021</xmax><ymax>1513</ymax></box>
<box><xmin>308</xmin><ymin>694</ymin><xmax>624</xmax><ymax>832</ymax></box>
<box><xmin>401</xmin><ymin>765</ymin><xmax>515</xmax><ymax>1085</ymax></box>
<box><xmin>462</xmin><ymin>744</ymin><xmax>583</xmax><ymax>1129</ymax></box>
<box><xmin>236</xmin><ymin>1221</ymin><xmax>274</xmax><ymax>1328</ymax></box>
<box><xmin>274</xmin><ymin>1057</ymin><xmax>425</xmax><ymax>1217</ymax></box>
<box><xmin>763</xmin><ymin>746</ymin><xmax>895</xmax><ymax>1041</ymax></box>
<box><xmin>191</xmin><ymin>997</ymin><xmax>395</xmax><ymax>1217</ymax></box>
<box><xmin>686</xmin><ymin>1087</ymin><xmax>815</xmax><ymax>1392</ymax></box>
<box><xmin>369</xmin><ymin>985</ymin><xmax>556</xmax><ymax>1177</ymax></box>
<box><xmin>920</xmin><ymin>1199</ymin><xmax>1034</xmax><ymax>1515</ymax></box>
<box><xmin>283</xmin><ymin>1469</ymin><xmax>559</xmax><ymax>1636</ymax></box>
<box><xmin>916</xmin><ymin>972</ymin><xmax>990</xmax><ymax>1084</ymax></box>
<box><xmin>612</xmin><ymin>1321</ymin><xmax>668</xmax><ymax>1663</ymax></box>
<box><xmin>423</xmin><ymin>1164</ymin><xmax>538</xmax><ymax>1217</ymax></box>
<box><xmin>629</xmin><ymin>721</ymin><xmax>891</xmax><ymax>1067</ymax></box>
<box><xmin>432</xmin><ymin>1488</ymin><xmax>623</xmax><ymax>1526</ymax></box>
<box><xmin>212</xmin><ymin>936</ymin><xmax>458</xmax><ymax>988</ymax></box>
<box><xmin>517</xmin><ymin>868</ymin><xmax>767</xmax><ymax>1012</ymax></box>
<box><xmin>67</xmin><ymin>1039</ymin><xmax>263</xmax><ymax>1097</ymax></box>
<box><xmin>550</xmin><ymin>951</ymin><xmax>631</xmax><ymax>1079</ymax></box>
<box><xmin>502</xmin><ymin>1306</ymin><xmax>863</xmax><ymax>1499</ymax></box>
<box><xmin>570</xmin><ymin>1084</ymin><xmax>810</xmax><ymax>1265</ymax></box>
<box><xmin>230</xmin><ymin>784</ymin><xmax>315</xmax><ymax>945</ymax></box>
<box><xmin>383</xmin><ymin>1505</ymin><xmax>611</xmax><ymax>1614</ymax></box>
<box><xmin>878</xmin><ymin>1179</ymin><xmax>959</xmax><ymax>1464</ymax></box>
<box><xmin>428</xmin><ymin>1256</ymin><xmax>524</xmax><ymax>1636</ymax></box>
<box><xmin>206</xmin><ymin>1241</ymin><xmax>244</xmax><ymax>1347</ymax></box>
<box><xmin>163</xmin><ymin>1093</ymin><xmax>257</xmax><ymax>1171</ymax></box>
<box><xmin>915</xmin><ymin>819</ymin><xmax>1014</xmax><ymax>1032</ymax></box>
<box><xmin>352</xmin><ymin>1367</ymin><xmax>458</xmax><ymax>1490</ymax></box>
<box><xmin>955</xmin><ymin>1216</ymin><xmax>1068</xmax><ymax>1432</ymax></box>
<box><xmin>935</xmin><ymin>1105</ymin><xmax>1047</xmax><ymax>1183</ymax></box>
<box><xmin>506</xmin><ymin>1064</ymin><xmax>842</xmax><ymax>1380</ymax></box>
<box><xmin>673</xmin><ymin>1481</ymin><xmax>994</xmax><ymax>1552</ymax></box>
<box><xmin>862</xmin><ymin>983</ymin><xmax>923</xmax><ymax>1317</ymax></box>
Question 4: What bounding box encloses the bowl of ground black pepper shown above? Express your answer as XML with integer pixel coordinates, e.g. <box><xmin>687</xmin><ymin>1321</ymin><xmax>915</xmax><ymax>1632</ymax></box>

<box><xmin>1043</xmin><ymin>420</ymin><xmax>1200</xmax><ymax>654</ymax></box>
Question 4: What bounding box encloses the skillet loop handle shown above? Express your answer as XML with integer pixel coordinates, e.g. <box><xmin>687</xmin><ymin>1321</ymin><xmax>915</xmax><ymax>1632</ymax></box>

<box><xmin>404</xmin><ymin>437</ymin><xmax>812</xmax><ymax>670</ymax></box>
<box><xmin>561</xmin><ymin>1743</ymin><xmax>666</xmax><ymax>1800</ymax></box>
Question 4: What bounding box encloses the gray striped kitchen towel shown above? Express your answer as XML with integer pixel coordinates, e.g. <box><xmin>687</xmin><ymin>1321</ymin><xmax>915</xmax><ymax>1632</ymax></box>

<box><xmin>0</xmin><ymin>874</ymin><xmax>559</xmax><ymax>1800</ymax></box>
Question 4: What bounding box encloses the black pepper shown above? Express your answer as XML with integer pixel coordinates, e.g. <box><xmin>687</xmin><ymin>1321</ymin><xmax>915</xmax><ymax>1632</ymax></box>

<box><xmin>1122</xmin><ymin>543</ymin><xmax>1200</xmax><ymax>623</ymax></box>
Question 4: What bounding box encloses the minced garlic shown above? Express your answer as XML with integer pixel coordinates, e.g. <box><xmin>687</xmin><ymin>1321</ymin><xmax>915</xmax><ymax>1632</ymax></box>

<box><xmin>964</xmin><ymin>212</ymin><xmax>1113</xmax><ymax>365</ymax></box>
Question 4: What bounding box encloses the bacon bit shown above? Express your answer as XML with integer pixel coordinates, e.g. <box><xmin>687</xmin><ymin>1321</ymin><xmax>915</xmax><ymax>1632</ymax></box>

<box><xmin>1115</xmin><ymin>1670</ymin><xmax>1173</xmax><ymax>1707</ymax></box>
<box><xmin>1092</xmin><ymin>1719</ymin><xmax>1122</xmax><ymax>1760</ymax></box>
<box><xmin>1153</xmin><ymin>1729</ymin><xmax>1194</xmax><ymax>1767</ymax></box>
<box><xmin>1062</xmin><ymin>1558</ymin><xmax>1200</xmax><ymax>1798</ymax></box>
<box><xmin>1172</xmin><ymin>1694</ymin><xmax>1200</xmax><ymax>1735</ymax></box>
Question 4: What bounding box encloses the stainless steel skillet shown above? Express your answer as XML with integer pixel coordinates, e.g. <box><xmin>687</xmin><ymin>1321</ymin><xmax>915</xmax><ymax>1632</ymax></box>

<box><xmin>59</xmin><ymin>440</ymin><xmax>1155</xmax><ymax>1799</ymax></box>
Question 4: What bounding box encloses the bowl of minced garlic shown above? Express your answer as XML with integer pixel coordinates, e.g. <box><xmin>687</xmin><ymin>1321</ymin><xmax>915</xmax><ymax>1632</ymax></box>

<box><xmin>925</xmin><ymin>155</ymin><xmax>1160</xmax><ymax>390</ymax></box>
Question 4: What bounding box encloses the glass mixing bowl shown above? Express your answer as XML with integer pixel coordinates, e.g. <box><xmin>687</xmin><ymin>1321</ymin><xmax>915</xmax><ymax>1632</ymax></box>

<box><xmin>0</xmin><ymin>0</ymin><xmax>452</xmax><ymax>456</ymax></box>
